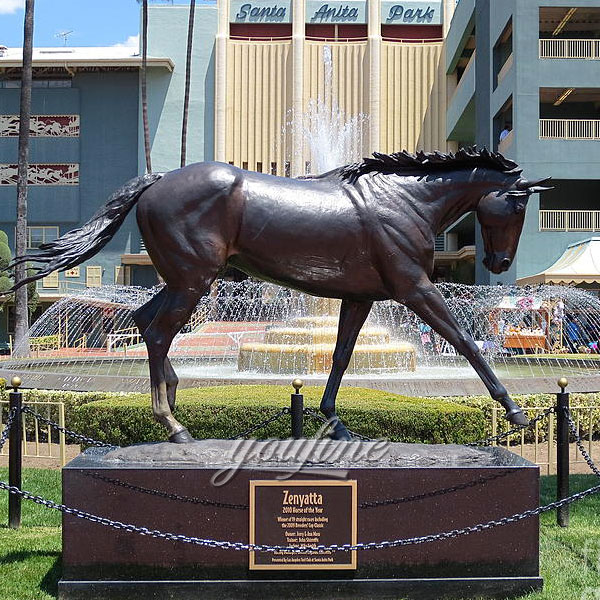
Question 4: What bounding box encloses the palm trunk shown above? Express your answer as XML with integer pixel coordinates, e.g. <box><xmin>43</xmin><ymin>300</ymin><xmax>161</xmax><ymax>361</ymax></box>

<box><xmin>14</xmin><ymin>0</ymin><xmax>35</xmax><ymax>358</ymax></box>
<box><xmin>180</xmin><ymin>0</ymin><xmax>196</xmax><ymax>168</ymax></box>
<box><xmin>141</xmin><ymin>0</ymin><xmax>152</xmax><ymax>173</ymax></box>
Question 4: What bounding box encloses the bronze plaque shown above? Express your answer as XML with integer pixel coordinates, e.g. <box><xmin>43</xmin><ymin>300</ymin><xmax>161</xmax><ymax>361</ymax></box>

<box><xmin>249</xmin><ymin>480</ymin><xmax>357</xmax><ymax>570</ymax></box>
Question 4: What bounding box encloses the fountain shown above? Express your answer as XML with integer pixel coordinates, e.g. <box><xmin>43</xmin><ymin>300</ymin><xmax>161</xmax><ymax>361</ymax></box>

<box><xmin>287</xmin><ymin>45</ymin><xmax>369</xmax><ymax>173</ymax></box>
<box><xmin>232</xmin><ymin>44</ymin><xmax>419</xmax><ymax>375</ymax></box>
<box><xmin>2</xmin><ymin>281</ymin><xmax>600</xmax><ymax>396</ymax></box>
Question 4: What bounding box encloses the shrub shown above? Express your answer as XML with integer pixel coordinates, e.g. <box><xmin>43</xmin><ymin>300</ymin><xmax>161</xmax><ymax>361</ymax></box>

<box><xmin>0</xmin><ymin>387</ymin><xmax>130</xmax><ymax>442</ymax></box>
<box><xmin>70</xmin><ymin>385</ymin><xmax>486</xmax><ymax>447</ymax></box>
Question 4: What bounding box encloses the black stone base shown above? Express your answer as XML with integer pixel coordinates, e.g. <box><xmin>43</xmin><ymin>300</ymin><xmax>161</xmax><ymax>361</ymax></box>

<box><xmin>61</xmin><ymin>442</ymin><xmax>542</xmax><ymax>599</ymax></box>
<box><xmin>58</xmin><ymin>577</ymin><xmax>544</xmax><ymax>600</ymax></box>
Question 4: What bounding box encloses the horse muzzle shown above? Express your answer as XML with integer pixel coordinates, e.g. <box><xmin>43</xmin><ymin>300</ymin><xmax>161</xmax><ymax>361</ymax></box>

<box><xmin>483</xmin><ymin>254</ymin><xmax>512</xmax><ymax>274</ymax></box>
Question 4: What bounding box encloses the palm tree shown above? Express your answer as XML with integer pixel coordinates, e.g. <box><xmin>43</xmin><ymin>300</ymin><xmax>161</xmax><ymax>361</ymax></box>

<box><xmin>13</xmin><ymin>0</ymin><xmax>35</xmax><ymax>358</ymax></box>
<box><xmin>140</xmin><ymin>0</ymin><xmax>152</xmax><ymax>172</ymax></box>
<box><xmin>180</xmin><ymin>0</ymin><xmax>196</xmax><ymax>167</ymax></box>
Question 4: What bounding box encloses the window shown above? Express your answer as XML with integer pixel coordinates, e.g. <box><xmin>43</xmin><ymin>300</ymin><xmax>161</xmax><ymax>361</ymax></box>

<box><xmin>26</xmin><ymin>226</ymin><xmax>59</xmax><ymax>250</ymax></box>
<box><xmin>86</xmin><ymin>266</ymin><xmax>102</xmax><ymax>288</ymax></box>
<box><xmin>42</xmin><ymin>271</ymin><xmax>59</xmax><ymax>288</ymax></box>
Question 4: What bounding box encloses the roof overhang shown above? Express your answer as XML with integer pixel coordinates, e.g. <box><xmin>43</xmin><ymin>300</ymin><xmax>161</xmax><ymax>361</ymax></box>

<box><xmin>0</xmin><ymin>48</ymin><xmax>174</xmax><ymax>72</ymax></box>
<box><xmin>434</xmin><ymin>245</ymin><xmax>476</xmax><ymax>264</ymax></box>
<box><xmin>517</xmin><ymin>237</ymin><xmax>600</xmax><ymax>286</ymax></box>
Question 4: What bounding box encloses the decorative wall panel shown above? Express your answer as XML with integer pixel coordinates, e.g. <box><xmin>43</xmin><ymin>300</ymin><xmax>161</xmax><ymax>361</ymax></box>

<box><xmin>380</xmin><ymin>41</ymin><xmax>448</xmax><ymax>153</ymax></box>
<box><xmin>0</xmin><ymin>164</ymin><xmax>79</xmax><ymax>185</ymax></box>
<box><xmin>225</xmin><ymin>39</ymin><xmax>292</xmax><ymax>174</ymax></box>
<box><xmin>0</xmin><ymin>115</ymin><xmax>80</xmax><ymax>137</ymax></box>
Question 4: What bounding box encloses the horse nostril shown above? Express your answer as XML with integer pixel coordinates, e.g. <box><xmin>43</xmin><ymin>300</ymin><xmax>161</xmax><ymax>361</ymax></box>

<box><xmin>501</xmin><ymin>258</ymin><xmax>511</xmax><ymax>270</ymax></box>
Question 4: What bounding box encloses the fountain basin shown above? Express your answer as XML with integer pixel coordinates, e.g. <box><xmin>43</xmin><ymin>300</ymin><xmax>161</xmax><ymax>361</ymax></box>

<box><xmin>238</xmin><ymin>342</ymin><xmax>417</xmax><ymax>374</ymax></box>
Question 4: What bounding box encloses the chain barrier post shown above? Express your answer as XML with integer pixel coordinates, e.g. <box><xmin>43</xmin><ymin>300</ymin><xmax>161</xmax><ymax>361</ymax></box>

<box><xmin>557</xmin><ymin>376</ymin><xmax>570</xmax><ymax>528</ymax></box>
<box><xmin>291</xmin><ymin>378</ymin><xmax>304</xmax><ymax>439</ymax></box>
<box><xmin>8</xmin><ymin>376</ymin><xmax>23</xmax><ymax>529</ymax></box>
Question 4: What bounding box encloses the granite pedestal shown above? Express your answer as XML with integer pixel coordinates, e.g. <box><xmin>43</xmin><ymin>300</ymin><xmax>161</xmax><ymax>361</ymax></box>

<box><xmin>59</xmin><ymin>439</ymin><xmax>542</xmax><ymax>599</ymax></box>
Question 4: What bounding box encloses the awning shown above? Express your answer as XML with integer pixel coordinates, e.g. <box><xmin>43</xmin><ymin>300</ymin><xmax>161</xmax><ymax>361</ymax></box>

<box><xmin>517</xmin><ymin>237</ymin><xmax>600</xmax><ymax>286</ymax></box>
<box><xmin>496</xmin><ymin>296</ymin><xmax>543</xmax><ymax>310</ymax></box>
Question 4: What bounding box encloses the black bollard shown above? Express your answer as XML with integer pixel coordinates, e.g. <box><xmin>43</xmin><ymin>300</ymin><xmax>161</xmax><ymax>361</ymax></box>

<box><xmin>556</xmin><ymin>377</ymin><xmax>569</xmax><ymax>528</ymax></box>
<box><xmin>8</xmin><ymin>376</ymin><xmax>23</xmax><ymax>529</ymax></box>
<box><xmin>291</xmin><ymin>378</ymin><xmax>304</xmax><ymax>439</ymax></box>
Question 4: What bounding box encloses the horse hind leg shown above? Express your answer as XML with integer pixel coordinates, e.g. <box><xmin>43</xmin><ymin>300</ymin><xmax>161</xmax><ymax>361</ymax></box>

<box><xmin>321</xmin><ymin>300</ymin><xmax>372</xmax><ymax>441</ymax></box>
<box><xmin>141</xmin><ymin>280</ymin><xmax>214</xmax><ymax>443</ymax></box>
<box><xmin>132</xmin><ymin>288</ymin><xmax>179</xmax><ymax>410</ymax></box>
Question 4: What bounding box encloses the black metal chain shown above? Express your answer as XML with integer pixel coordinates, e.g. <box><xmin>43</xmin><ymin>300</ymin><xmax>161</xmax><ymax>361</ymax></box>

<box><xmin>21</xmin><ymin>406</ymin><xmax>113</xmax><ymax>448</ymax></box>
<box><xmin>565</xmin><ymin>409</ymin><xmax>600</xmax><ymax>479</ymax></box>
<box><xmin>302</xmin><ymin>407</ymin><xmax>373</xmax><ymax>441</ymax></box>
<box><xmin>2</xmin><ymin>404</ymin><xmax>600</xmax><ymax>552</ymax></box>
<box><xmin>84</xmin><ymin>471</ymin><xmax>249</xmax><ymax>510</ymax></box>
<box><xmin>467</xmin><ymin>407</ymin><xmax>556</xmax><ymax>447</ymax></box>
<box><xmin>227</xmin><ymin>407</ymin><xmax>290</xmax><ymax>440</ymax></box>
<box><xmin>0</xmin><ymin>408</ymin><xmax>15</xmax><ymax>453</ymax></box>
<box><xmin>359</xmin><ymin>469</ymin><xmax>515</xmax><ymax>509</ymax></box>
<box><xmin>2</xmin><ymin>472</ymin><xmax>600</xmax><ymax>553</ymax></box>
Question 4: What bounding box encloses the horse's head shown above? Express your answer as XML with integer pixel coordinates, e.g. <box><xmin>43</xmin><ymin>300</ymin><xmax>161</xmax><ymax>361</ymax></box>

<box><xmin>477</xmin><ymin>176</ymin><xmax>552</xmax><ymax>274</ymax></box>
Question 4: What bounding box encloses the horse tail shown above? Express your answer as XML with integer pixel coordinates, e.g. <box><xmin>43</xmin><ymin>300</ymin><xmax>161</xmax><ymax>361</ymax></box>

<box><xmin>7</xmin><ymin>172</ymin><xmax>163</xmax><ymax>291</ymax></box>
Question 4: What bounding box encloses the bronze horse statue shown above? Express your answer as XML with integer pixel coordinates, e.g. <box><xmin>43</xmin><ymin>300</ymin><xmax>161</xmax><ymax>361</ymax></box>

<box><xmin>9</xmin><ymin>148</ymin><xmax>551</xmax><ymax>442</ymax></box>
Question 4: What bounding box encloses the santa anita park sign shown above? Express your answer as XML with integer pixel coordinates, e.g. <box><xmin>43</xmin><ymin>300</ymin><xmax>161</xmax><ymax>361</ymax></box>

<box><xmin>230</xmin><ymin>0</ymin><xmax>443</xmax><ymax>24</ymax></box>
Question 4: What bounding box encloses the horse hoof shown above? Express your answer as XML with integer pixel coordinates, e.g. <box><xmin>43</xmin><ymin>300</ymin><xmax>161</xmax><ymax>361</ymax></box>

<box><xmin>328</xmin><ymin>425</ymin><xmax>352</xmax><ymax>442</ymax></box>
<box><xmin>169</xmin><ymin>428</ymin><xmax>194</xmax><ymax>443</ymax></box>
<box><xmin>505</xmin><ymin>408</ymin><xmax>529</xmax><ymax>427</ymax></box>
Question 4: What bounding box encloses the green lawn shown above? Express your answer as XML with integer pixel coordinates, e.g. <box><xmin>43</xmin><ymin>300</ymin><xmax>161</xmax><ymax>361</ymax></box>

<box><xmin>0</xmin><ymin>469</ymin><xmax>600</xmax><ymax>599</ymax></box>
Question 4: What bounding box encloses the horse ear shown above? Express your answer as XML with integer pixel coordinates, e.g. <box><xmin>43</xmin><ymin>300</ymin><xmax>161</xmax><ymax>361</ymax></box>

<box><xmin>517</xmin><ymin>176</ymin><xmax>554</xmax><ymax>193</ymax></box>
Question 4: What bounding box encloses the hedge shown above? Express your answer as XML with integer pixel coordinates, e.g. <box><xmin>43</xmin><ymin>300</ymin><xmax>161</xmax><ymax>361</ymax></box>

<box><xmin>0</xmin><ymin>380</ymin><xmax>131</xmax><ymax>443</ymax></box>
<box><xmin>69</xmin><ymin>385</ymin><xmax>486</xmax><ymax>447</ymax></box>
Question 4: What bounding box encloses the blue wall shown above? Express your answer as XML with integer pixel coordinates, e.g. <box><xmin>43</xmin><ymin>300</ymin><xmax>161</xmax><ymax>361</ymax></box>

<box><xmin>0</xmin><ymin>70</ymin><xmax>140</xmax><ymax>288</ymax></box>
<box><xmin>141</xmin><ymin>4</ymin><xmax>218</xmax><ymax>174</ymax></box>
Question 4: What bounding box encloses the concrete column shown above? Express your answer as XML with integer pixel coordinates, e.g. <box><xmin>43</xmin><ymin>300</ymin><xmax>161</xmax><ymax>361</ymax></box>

<box><xmin>443</xmin><ymin>0</ymin><xmax>457</xmax><ymax>153</ymax></box>
<box><xmin>475</xmin><ymin>0</ymin><xmax>493</xmax><ymax>285</ymax></box>
<box><xmin>291</xmin><ymin>0</ymin><xmax>305</xmax><ymax>176</ymax></box>
<box><xmin>215</xmin><ymin>0</ymin><xmax>229</xmax><ymax>162</ymax></box>
<box><xmin>443</xmin><ymin>0</ymin><xmax>456</xmax><ymax>37</ymax></box>
<box><xmin>368</xmin><ymin>0</ymin><xmax>381</xmax><ymax>154</ymax></box>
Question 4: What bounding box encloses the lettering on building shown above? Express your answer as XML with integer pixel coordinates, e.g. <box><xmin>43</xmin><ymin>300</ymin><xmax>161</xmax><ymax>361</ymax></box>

<box><xmin>384</xmin><ymin>4</ymin><xmax>437</xmax><ymax>24</ymax></box>
<box><xmin>310</xmin><ymin>4</ymin><xmax>360</xmax><ymax>22</ymax></box>
<box><xmin>234</xmin><ymin>3</ymin><xmax>288</xmax><ymax>22</ymax></box>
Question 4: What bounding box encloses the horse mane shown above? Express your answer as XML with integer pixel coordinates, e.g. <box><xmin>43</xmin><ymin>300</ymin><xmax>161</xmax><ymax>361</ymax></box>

<box><xmin>339</xmin><ymin>147</ymin><xmax>522</xmax><ymax>183</ymax></box>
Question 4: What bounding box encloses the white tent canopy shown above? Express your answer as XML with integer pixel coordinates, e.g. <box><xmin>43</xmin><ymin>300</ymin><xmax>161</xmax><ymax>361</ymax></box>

<box><xmin>517</xmin><ymin>237</ymin><xmax>600</xmax><ymax>286</ymax></box>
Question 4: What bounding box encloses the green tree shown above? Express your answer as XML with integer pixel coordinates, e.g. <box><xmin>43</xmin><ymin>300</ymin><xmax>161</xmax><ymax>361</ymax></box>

<box><xmin>0</xmin><ymin>231</ymin><xmax>12</xmax><ymax>297</ymax></box>
<box><xmin>0</xmin><ymin>230</ymin><xmax>39</xmax><ymax>317</ymax></box>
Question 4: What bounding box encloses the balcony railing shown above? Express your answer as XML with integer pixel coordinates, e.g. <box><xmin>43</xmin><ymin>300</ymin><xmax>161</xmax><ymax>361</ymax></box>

<box><xmin>540</xmin><ymin>118</ymin><xmax>600</xmax><ymax>140</ymax></box>
<box><xmin>540</xmin><ymin>38</ymin><xmax>600</xmax><ymax>59</ymax></box>
<box><xmin>539</xmin><ymin>210</ymin><xmax>600</xmax><ymax>231</ymax></box>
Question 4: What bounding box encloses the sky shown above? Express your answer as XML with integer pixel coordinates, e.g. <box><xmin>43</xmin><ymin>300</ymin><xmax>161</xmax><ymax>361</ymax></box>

<box><xmin>0</xmin><ymin>0</ymin><xmax>198</xmax><ymax>48</ymax></box>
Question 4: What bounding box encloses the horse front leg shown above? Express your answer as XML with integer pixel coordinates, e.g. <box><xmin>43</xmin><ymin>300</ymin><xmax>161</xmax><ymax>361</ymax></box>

<box><xmin>401</xmin><ymin>280</ymin><xmax>528</xmax><ymax>426</ymax></box>
<box><xmin>321</xmin><ymin>300</ymin><xmax>373</xmax><ymax>441</ymax></box>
